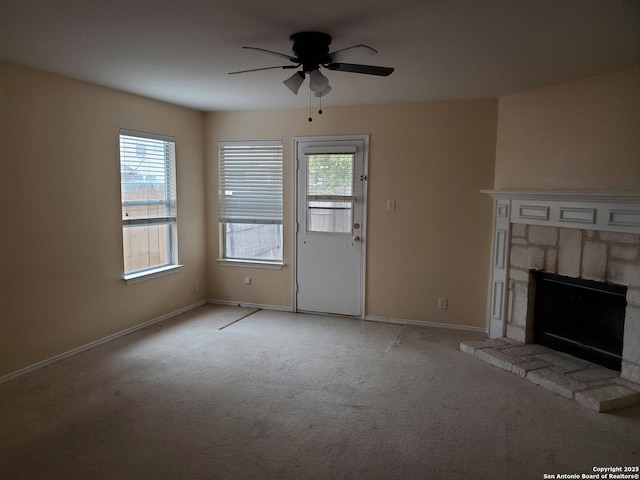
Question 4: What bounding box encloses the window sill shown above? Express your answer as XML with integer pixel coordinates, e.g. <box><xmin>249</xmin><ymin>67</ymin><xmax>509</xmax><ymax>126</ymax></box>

<box><xmin>124</xmin><ymin>264</ymin><xmax>183</xmax><ymax>284</ymax></box>
<box><xmin>216</xmin><ymin>259</ymin><xmax>284</xmax><ymax>270</ymax></box>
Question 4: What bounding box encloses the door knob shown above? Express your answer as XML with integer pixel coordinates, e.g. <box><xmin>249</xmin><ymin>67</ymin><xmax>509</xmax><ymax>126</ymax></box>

<box><xmin>353</xmin><ymin>235</ymin><xmax>361</xmax><ymax>242</ymax></box>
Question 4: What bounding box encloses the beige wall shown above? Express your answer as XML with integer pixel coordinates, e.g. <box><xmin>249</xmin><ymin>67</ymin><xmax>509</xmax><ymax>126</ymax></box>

<box><xmin>3</xmin><ymin>58</ymin><xmax>636</xmax><ymax>379</ymax></box>
<box><xmin>205</xmin><ymin>101</ymin><xmax>498</xmax><ymax>327</ymax></box>
<box><xmin>495</xmin><ymin>67</ymin><xmax>640</xmax><ymax>190</ymax></box>
<box><xmin>0</xmin><ymin>62</ymin><xmax>208</xmax><ymax>377</ymax></box>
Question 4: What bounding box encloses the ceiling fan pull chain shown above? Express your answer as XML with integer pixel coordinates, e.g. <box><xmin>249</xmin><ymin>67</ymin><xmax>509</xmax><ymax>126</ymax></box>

<box><xmin>308</xmin><ymin>88</ymin><xmax>313</xmax><ymax>122</ymax></box>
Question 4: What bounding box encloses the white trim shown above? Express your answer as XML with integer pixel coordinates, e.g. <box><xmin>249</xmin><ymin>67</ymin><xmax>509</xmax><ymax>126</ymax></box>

<box><xmin>481</xmin><ymin>190</ymin><xmax>640</xmax><ymax>203</ymax></box>
<box><xmin>292</xmin><ymin>138</ymin><xmax>298</xmax><ymax>314</ymax></box>
<box><xmin>295</xmin><ymin>309</ymin><xmax>363</xmax><ymax>320</ymax></box>
<box><xmin>208</xmin><ymin>299</ymin><xmax>293</xmax><ymax>312</ymax></box>
<box><xmin>302</xmin><ymin>145</ymin><xmax>357</xmax><ymax>154</ymax></box>
<box><xmin>120</xmin><ymin>128</ymin><xmax>175</xmax><ymax>143</ymax></box>
<box><xmin>122</xmin><ymin>216</ymin><xmax>175</xmax><ymax>226</ymax></box>
<box><xmin>124</xmin><ymin>264</ymin><xmax>183</xmax><ymax>284</ymax></box>
<box><xmin>361</xmin><ymin>137</ymin><xmax>369</xmax><ymax>320</ymax></box>
<box><xmin>216</xmin><ymin>259</ymin><xmax>284</xmax><ymax>269</ymax></box>
<box><xmin>482</xmin><ymin>190</ymin><xmax>640</xmax><ymax>234</ymax></box>
<box><xmin>218</xmin><ymin>140</ymin><xmax>282</xmax><ymax>148</ymax></box>
<box><xmin>0</xmin><ymin>300</ymin><xmax>207</xmax><ymax>384</ymax></box>
<box><xmin>365</xmin><ymin>315</ymin><xmax>487</xmax><ymax>333</ymax></box>
<box><xmin>209</xmin><ymin>302</ymin><xmax>485</xmax><ymax>332</ymax></box>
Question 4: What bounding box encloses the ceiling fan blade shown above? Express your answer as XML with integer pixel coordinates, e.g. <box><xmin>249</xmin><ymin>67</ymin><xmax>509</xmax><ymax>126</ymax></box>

<box><xmin>229</xmin><ymin>65</ymin><xmax>298</xmax><ymax>75</ymax></box>
<box><xmin>325</xmin><ymin>63</ymin><xmax>394</xmax><ymax>76</ymax></box>
<box><xmin>242</xmin><ymin>46</ymin><xmax>298</xmax><ymax>63</ymax></box>
<box><xmin>329</xmin><ymin>45</ymin><xmax>377</xmax><ymax>62</ymax></box>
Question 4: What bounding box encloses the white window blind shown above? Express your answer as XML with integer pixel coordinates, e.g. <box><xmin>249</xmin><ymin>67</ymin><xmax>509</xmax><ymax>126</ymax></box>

<box><xmin>218</xmin><ymin>141</ymin><xmax>283</xmax><ymax>225</ymax></box>
<box><xmin>120</xmin><ymin>130</ymin><xmax>177</xmax><ymax>226</ymax></box>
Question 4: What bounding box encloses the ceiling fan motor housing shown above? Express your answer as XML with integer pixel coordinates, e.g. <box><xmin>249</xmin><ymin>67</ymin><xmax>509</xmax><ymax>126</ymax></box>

<box><xmin>290</xmin><ymin>32</ymin><xmax>332</xmax><ymax>72</ymax></box>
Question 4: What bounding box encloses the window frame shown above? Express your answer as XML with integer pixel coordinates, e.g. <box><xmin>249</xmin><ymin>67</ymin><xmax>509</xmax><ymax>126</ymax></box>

<box><xmin>217</xmin><ymin>140</ymin><xmax>284</xmax><ymax>266</ymax></box>
<box><xmin>119</xmin><ymin>129</ymin><xmax>181</xmax><ymax>282</ymax></box>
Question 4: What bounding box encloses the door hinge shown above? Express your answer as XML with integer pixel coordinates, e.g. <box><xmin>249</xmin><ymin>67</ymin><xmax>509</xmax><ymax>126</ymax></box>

<box><xmin>360</xmin><ymin>174</ymin><xmax>367</xmax><ymax>181</ymax></box>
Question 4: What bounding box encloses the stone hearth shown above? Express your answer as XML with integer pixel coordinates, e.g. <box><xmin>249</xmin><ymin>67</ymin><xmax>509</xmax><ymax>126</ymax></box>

<box><xmin>461</xmin><ymin>338</ymin><xmax>640</xmax><ymax>412</ymax></box>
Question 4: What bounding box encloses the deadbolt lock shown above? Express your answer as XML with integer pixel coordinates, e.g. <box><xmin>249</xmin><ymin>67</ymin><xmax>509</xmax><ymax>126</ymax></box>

<box><xmin>353</xmin><ymin>223</ymin><xmax>360</xmax><ymax>230</ymax></box>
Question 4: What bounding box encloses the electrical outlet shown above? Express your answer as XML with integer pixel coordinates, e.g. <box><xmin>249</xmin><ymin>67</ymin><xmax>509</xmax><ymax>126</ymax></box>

<box><xmin>438</xmin><ymin>297</ymin><xmax>448</xmax><ymax>310</ymax></box>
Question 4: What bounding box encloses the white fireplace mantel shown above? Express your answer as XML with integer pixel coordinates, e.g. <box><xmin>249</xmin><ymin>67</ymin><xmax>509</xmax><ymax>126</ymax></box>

<box><xmin>482</xmin><ymin>190</ymin><xmax>640</xmax><ymax>235</ymax></box>
<box><xmin>482</xmin><ymin>190</ymin><xmax>640</xmax><ymax>339</ymax></box>
<box><xmin>482</xmin><ymin>190</ymin><xmax>640</xmax><ymax>203</ymax></box>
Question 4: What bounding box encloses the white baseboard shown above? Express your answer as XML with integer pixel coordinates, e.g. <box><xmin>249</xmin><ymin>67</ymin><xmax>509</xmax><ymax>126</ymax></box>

<box><xmin>365</xmin><ymin>315</ymin><xmax>488</xmax><ymax>333</ymax></box>
<box><xmin>0</xmin><ymin>300</ymin><xmax>208</xmax><ymax>384</ymax></box>
<box><xmin>209</xmin><ymin>301</ymin><xmax>486</xmax><ymax>333</ymax></box>
<box><xmin>208</xmin><ymin>299</ymin><xmax>293</xmax><ymax>312</ymax></box>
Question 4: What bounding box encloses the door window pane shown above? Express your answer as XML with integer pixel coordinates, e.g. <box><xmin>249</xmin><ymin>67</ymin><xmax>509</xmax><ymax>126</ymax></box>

<box><xmin>306</xmin><ymin>154</ymin><xmax>355</xmax><ymax>234</ymax></box>
<box><xmin>307</xmin><ymin>201</ymin><xmax>352</xmax><ymax>233</ymax></box>
<box><xmin>307</xmin><ymin>154</ymin><xmax>354</xmax><ymax>196</ymax></box>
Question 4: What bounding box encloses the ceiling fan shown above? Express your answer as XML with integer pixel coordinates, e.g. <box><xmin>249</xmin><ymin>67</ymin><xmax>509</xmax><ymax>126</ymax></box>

<box><xmin>229</xmin><ymin>32</ymin><xmax>394</xmax><ymax>98</ymax></box>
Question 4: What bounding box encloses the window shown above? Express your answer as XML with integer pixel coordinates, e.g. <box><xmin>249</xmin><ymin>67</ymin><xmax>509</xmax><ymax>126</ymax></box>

<box><xmin>119</xmin><ymin>130</ymin><xmax>178</xmax><ymax>278</ymax></box>
<box><xmin>218</xmin><ymin>141</ymin><xmax>283</xmax><ymax>263</ymax></box>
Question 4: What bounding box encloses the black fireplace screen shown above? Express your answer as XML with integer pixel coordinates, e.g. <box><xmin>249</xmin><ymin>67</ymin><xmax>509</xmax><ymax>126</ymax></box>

<box><xmin>533</xmin><ymin>272</ymin><xmax>627</xmax><ymax>371</ymax></box>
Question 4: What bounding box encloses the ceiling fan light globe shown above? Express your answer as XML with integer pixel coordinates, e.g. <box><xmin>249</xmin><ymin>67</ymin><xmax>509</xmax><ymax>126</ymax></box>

<box><xmin>283</xmin><ymin>71</ymin><xmax>305</xmax><ymax>94</ymax></box>
<box><xmin>309</xmin><ymin>69</ymin><xmax>329</xmax><ymax>93</ymax></box>
<box><xmin>314</xmin><ymin>85</ymin><xmax>331</xmax><ymax>97</ymax></box>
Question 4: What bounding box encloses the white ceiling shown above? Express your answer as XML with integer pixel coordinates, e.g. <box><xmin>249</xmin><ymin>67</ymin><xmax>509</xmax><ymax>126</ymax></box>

<box><xmin>1</xmin><ymin>0</ymin><xmax>638</xmax><ymax>111</ymax></box>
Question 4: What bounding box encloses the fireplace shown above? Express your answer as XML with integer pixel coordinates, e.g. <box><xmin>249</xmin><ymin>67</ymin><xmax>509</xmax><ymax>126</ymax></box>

<box><xmin>533</xmin><ymin>271</ymin><xmax>626</xmax><ymax>371</ymax></box>
<box><xmin>483</xmin><ymin>191</ymin><xmax>640</xmax><ymax>383</ymax></box>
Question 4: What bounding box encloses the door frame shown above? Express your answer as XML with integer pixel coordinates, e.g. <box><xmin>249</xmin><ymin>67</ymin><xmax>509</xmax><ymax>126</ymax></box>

<box><xmin>292</xmin><ymin>135</ymin><xmax>369</xmax><ymax>318</ymax></box>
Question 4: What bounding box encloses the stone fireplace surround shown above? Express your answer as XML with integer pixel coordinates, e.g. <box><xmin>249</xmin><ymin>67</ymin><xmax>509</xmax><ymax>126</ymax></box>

<box><xmin>506</xmin><ymin>224</ymin><xmax>637</xmax><ymax>364</ymax></box>
<box><xmin>462</xmin><ymin>191</ymin><xmax>640</xmax><ymax>411</ymax></box>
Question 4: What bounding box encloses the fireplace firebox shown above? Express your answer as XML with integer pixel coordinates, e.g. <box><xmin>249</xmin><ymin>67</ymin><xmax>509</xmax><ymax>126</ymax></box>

<box><xmin>533</xmin><ymin>272</ymin><xmax>627</xmax><ymax>371</ymax></box>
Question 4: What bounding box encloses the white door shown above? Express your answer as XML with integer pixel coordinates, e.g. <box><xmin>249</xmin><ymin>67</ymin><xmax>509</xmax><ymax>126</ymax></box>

<box><xmin>295</xmin><ymin>136</ymin><xmax>367</xmax><ymax>317</ymax></box>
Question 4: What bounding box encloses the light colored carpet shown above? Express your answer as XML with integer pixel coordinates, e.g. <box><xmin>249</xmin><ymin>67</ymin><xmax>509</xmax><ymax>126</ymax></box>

<box><xmin>1</xmin><ymin>304</ymin><xmax>639</xmax><ymax>479</ymax></box>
